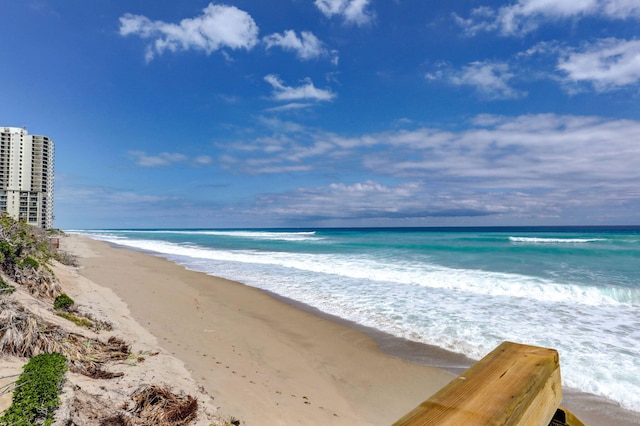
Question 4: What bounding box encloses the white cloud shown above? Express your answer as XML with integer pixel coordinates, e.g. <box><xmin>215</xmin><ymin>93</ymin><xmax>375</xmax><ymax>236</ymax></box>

<box><xmin>456</xmin><ymin>0</ymin><xmax>640</xmax><ymax>36</ymax></box>
<box><xmin>98</xmin><ymin>114</ymin><xmax>640</xmax><ymax>225</ymax></box>
<box><xmin>219</xmin><ymin>113</ymin><xmax>640</xmax><ymax>197</ymax></box>
<box><xmin>428</xmin><ymin>61</ymin><xmax>526</xmax><ymax>100</ymax></box>
<box><xmin>557</xmin><ymin>38</ymin><xmax>640</xmax><ymax>91</ymax></box>
<box><xmin>265</xmin><ymin>103</ymin><xmax>314</xmax><ymax>112</ymax></box>
<box><xmin>314</xmin><ymin>0</ymin><xmax>374</xmax><ymax>26</ymax></box>
<box><xmin>129</xmin><ymin>151</ymin><xmax>211</xmax><ymax>167</ymax></box>
<box><xmin>255</xmin><ymin>180</ymin><xmax>505</xmax><ymax>220</ymax></box>
<box><xmin>55</xmin><ymin>183</ymin><xmax>174</xmax><ymax>206</ymax></box>
<box><xmin>119</xmin><ymin>3</ymin><xmax>259</xmax><ymax>61</ymax></box>
<box><xmin>62</xmin><ymin>113</ymin><xmax>640</xmax><ymax>226</ymax></box>
<box><xmin>263</xmin><ymin>30</ymin><xmax>331</xmax><ymax>61</ymax></box>
<box><xmin>602</xmin><ymin>0</ymin><xmax>640</xmax><ymax>18</ymax></box>
<box><xmin>499</xmin><ymin>0</ymin><xmax>598</xmax><ymax>34</ymax></box>
<box><xmin>264</xmin><ymin>74</ymin><xmax>336</xmax><ymax>102</ymax></box>
<box><xmin>428</xmin><ymin>39</ymin><xmax>640</xmax><ymax>96</ymax></box>
<box><xmin>361</xmin><ymin>114</ymin><xmax>640</xmax><ymax>189</ymax></box>
<box><xmin>193</xmin><ymin>155</ymin><xmax>213</xmax><ymax>166</ymax></box>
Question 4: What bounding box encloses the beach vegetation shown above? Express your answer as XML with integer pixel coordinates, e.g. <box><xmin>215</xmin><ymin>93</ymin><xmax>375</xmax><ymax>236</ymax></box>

<box><xmin>0</xmin><ymin>298</ymin><xmax>130</xmax><ymax>379</ymax></box>
<box><xmin>0</xmin><ymin>352</ymin><xmax>67</xmax><ymax>426</ymax></box>
<box><xmin>20</xmin><ymin>255</ymin><xmax>39</xmax><ymax>270</ymax></box>
<box><xmin>55</xmin><ymin>306</ymin><xmax>113</xmax><ymax>332</ymax></box>
<box><xmin>52</xmin><ymin>293</ymin><xmax>114</xmax><ymax>332</ymax></box>
<box><xmin>53</xmin><ymin>250</ymin><xmax>79</xmax><ymax>267</ymax></box>
<box><xmin>0</xmin><ymin>277</ymin><xmax>15</xmax><ymax>294</ymax></box>
<box><xmin>54</xmin><ymin>293</ymin><xmax>75</xmax><ymax>311</ymax></box>
<box><xmin>0</xmin><ymin>221</ymin><xmax>220</xmax><ymax>424</ymax></box>
<box><xmin>56</xmin><ymin>311</ymin><xmax>93</xmax><ymax>328</ymax></box>
<box><xmin>0</xmin><ymin>213</ymin><xmax>60</xmax><ymax>298</ymax></box>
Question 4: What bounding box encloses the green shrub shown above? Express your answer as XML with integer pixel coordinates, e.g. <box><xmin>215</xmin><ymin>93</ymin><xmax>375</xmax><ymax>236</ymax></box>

<box><xmin>0</xmin><ymin>352</ymin><xmax>67</xmax><ymax>426</ymax></box>
<box><xmin>21</xmin><ymin>256</ymin><xmax>40</xmax><ymax>270</ymax></box>
<box><xmin>53</xmin><ymin>293</ymin><xmax>74</xmax><ymax>311</ymax></box>
<box><xmin>0</xmin><ymin>214</ymin><xmax>59</xmax><ymax>288</ymax></box>
<box><xmin>0</xmin><ymin>278</ymin><xmax>15</xmax><ymax>294</ymax></box>
<box><xmin>0</xmin><ymin>240</ymin><xmax>16</xmax><ymax>265</ymax></box>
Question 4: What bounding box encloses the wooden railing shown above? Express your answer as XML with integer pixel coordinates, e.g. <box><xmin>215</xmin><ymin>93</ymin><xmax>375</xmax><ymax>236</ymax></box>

<box><xmin>393</xmin><ymin>341</ymin><xmax>585</xmax><ymax>426</ymax></box>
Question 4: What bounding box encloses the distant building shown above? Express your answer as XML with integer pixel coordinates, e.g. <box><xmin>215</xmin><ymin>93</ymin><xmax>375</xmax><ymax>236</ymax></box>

<box><xmin>0</xmin><ymin>127</ymin><xmax>54</xmax><ymax>229</ymax></box>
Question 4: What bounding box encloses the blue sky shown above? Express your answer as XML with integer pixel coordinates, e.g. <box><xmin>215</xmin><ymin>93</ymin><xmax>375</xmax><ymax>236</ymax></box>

<box><xmin>2</xmin><ymin>0</ymin><xmax>640</xmax><ymax>229</ymax></box>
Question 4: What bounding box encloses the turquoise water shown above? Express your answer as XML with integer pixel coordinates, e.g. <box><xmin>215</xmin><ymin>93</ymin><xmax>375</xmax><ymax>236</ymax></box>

<box><xmin>73</xmin><ymin>226</ymin><xmax>640</xmax><ymax>413</ymax></box>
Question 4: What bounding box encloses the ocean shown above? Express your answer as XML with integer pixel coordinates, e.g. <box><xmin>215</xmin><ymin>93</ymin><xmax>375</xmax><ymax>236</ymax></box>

<box><xmin>71</xmin><ymin>226</ymin><xmax>640</xmax><ymax>414</ymax></box>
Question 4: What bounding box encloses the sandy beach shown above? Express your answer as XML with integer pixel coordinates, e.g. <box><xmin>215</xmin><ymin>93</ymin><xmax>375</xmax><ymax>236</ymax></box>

<box><xmin>52</xmin><ymin>234</ymin><xmax>640</xmax><ymax>425</ymax></box>
<box><xmin>61</xmin><ymin>234</ymin><xmax>457</xmax><ymax>425</ymax></box>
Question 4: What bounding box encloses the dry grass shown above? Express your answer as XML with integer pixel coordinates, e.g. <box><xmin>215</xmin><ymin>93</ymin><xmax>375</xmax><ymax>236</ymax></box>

<box><xmin>0</xmin><ymin>299</ymin><xmax>61</xmax><ymax>357</ymax></box>
<box><xmin>12</xmin><ymin>266</ymin><xmax>61</xmax><ymax>298</ymax></box>
<box><xmin>99</xmin><ymin>385</ymin><xmax>199</xmax><ymax>426</ymax></box>
<box><xmin>128</xmin><ymin>385</ymin><xmax>198</xmax><ymax>426</ymax></box>
<box><xmin>54</xmin><ymin>250</ymin><xmax>80</xmax><ymax>267</ymax></box>
<box><xmin>0</xmin><ymin>299</ymin><xmax>130</xmax><ymax>379</ymax></box>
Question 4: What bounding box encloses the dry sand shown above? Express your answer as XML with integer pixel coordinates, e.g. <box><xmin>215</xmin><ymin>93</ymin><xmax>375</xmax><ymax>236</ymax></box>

<box><xmin>46</xmin><ymin>233</ymin><xmax>639</xmax><ymax>425</ymax></box>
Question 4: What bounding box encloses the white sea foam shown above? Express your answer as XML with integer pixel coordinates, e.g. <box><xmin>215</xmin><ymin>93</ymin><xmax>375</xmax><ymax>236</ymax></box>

<box><xmin>72</xmin><ymin>229</ymin><xmax>319</xmax><ymax>241</ymax></box>
<box><xmin>75</xmin><ymin>230</ymin><xmax>640</xmax><ymax>413</ymax></box>
<box><xmin>181</xmin><ymin>253</ymin><xmax>640</xmax><ymax>412</ymax></box>
<box><xmin>509</xmin><ymin>236</ymin><xmax>605</xmax><ymax>243</ymax></box>
<box><xmin>84</xmin><ymin>233</ymin><xmax>638</xmax><ymax>306</ymax></box>
<box><xmin>193</xmin><ymin>230</ymin><xmax>319</xmax><ymax>241</ymax></box>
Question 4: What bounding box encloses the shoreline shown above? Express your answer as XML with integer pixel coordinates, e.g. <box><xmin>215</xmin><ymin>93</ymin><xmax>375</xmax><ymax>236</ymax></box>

<box><xmin>64</xmin><ymin>234</ymin><xmax>640</xmax><ymax>425</ymax></box>
<box><xmin>64</xmin><ymin>234</ymin><xmax>456</xmax><ymax>425</ymax></box>
<box><xmin>264</xmin><ymin>284</ymin><xmax>640</xmax><ymax>426</ymax></box>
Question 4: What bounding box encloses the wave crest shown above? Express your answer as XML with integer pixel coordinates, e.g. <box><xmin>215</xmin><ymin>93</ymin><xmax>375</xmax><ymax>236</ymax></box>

<box><xmin>509</xmin><ymin>236</ymin><xmax>604</xmax><ymax>244</ymax></box>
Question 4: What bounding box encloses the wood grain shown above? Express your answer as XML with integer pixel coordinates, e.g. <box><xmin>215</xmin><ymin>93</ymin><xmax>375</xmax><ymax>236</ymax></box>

<box><xmin>393</xmin><ymin>341</ymin><xmax>563</xmax><ymax>426</ymax></box>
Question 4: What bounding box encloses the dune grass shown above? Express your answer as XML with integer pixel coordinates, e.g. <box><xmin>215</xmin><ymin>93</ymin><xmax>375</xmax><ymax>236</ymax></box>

<box><xmin>0</xmin><ymin>278</ymin><xmax>14</xmax><ymax>294</ymax></box>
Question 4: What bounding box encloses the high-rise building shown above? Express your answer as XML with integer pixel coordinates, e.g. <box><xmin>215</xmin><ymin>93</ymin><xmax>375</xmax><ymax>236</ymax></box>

<box><xmin>0</xmin><ymin>127</ymin><xmax>54</xmax><ymax>229</ymax></box>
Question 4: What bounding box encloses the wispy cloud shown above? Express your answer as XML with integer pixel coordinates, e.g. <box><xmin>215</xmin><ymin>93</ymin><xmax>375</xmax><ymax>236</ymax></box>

<box><xmin>55</xmin><ymin>183</ymin><xmax>176</xmax><ymax>207</ymax></box>
<box><xmin>428</xmin><ymin>38</ymin><xmax>640</xmax><ymax>97</ymax></box>
<box><xmin>220</xmin><ymin>114</ymin><xmax>640</xmax><ymax>195</ymax></box>
<box><xmin>602</xmin><ymin>0</ymin><xmax>640</xmax><ymax>17</ymax></box>
<box><xmin>264</xmin><ymin>74</ymin><xmax>336</xmax><ymax>102</ymax></box>
<box><xmin>427</xmin><ymin>61</ymin><xmax>526</xmax><ymax>100</ymax></box>
<box><xmin>557</xmin><ymin>38</ymin><xmax>640</xmax><ymax>92</ymax></box>
<box><xmin>216</xmin><ymin>114</ymin><xmax>640</xmax><ymax>222</ymax></box>
<box><xmin>28</xmin><ymin>1</ymin><xmax>60</xmax><ymax>17</ymax></box>
<box><xmin>253</xmin><ymin>180</ymin><xmax>509</xmax><ymax>222</ymax></box>
<box><xmin>358</xmin><ymin>114</ymin><xmax>640</xmax><ymax>189</ymax></box>
<box><xmin>129</xmin><ymin>151</ymin><xmax>212</xmax><ymax>167</ymax></box>
<box><xmin>314</xmin><ymin>0</ymin><xmax>375</xmax><ymax>26</ymax></box>
<box><xmin>193</xmin><ymin>155</ymin><xmax>214</xmax><ymax>166</ymax></box>
<box><xmin>455</xmin><ymin>0</ymin><xmax>640</xmax><ymax>36</ymax></box>
<box><xmin>265</xmin><ymin>103</ymin><xmax>315</xmax><ymax>112</ymax></box>
<box><xmin>119</xmin><ymin>3</ymin><xmax>259</xmax><ymax>61</ymax></box>
<box><xmin>263</xmin><ymin>30</ymin><xmax>335</xmax><ymax>61</ymax></box>
<box><xmin>61</xmin><ymin>114</ymin><xmax>640</xmax><ymax>226</ymax></box>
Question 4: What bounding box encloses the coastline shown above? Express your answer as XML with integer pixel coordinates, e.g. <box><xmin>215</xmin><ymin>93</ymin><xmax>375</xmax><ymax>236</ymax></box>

<box><xmin>64</xmin><ymin>234</ymin><xmax>455</xmax><ymax>425</ymax></box>
<box><xmin>63</xmin><ymin>234</ymin><xmax>640</xmax><ymax>425</ymax></box>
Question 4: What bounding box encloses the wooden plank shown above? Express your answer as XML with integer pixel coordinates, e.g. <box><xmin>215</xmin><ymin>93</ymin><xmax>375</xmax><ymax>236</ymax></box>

<box><xmin>393</xmin><ymin>341</ymin><xmax>563</xmax><ymax>426</ymax></box>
